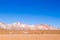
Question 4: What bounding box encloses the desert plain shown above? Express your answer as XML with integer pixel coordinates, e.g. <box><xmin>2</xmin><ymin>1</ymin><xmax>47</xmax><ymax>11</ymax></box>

<box><xmin>0</xmin><ymin>29</ymin><xmax>60</xmax><ymax>40</ymax></box>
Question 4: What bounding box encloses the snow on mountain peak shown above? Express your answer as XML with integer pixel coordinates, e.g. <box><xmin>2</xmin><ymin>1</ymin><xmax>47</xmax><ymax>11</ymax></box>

<box><xmin>0</xmin><ymin>22</ymin><xmax>58</xmax><ymax>30</ymax></box>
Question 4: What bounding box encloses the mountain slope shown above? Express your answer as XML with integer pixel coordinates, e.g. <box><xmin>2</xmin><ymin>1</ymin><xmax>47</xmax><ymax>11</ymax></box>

<box><xmin>0</xmin><ymin>22</ymin><xmax>58</xmax><ymax>30</ymax></box>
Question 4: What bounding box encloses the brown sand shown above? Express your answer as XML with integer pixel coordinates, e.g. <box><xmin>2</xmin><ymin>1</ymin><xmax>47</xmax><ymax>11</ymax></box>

<box><xmin>0</xmin><ymin>28</ymin><xmax>60</xmax><ymax>34</ymax></box>
<box><xmin>0</xmin><ymin>29</ymin><xmax>60</xmax><ymax>40</ymax></box>
<box><xmin>0</xmin><ymin>34</ymin><xmax>60</xmax><ymax>40</ymax></box>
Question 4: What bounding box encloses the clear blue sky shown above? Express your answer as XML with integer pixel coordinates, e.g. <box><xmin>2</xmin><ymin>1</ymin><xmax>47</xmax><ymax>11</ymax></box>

<box><xmin>0</xmin><ymin>0</ymin><xmax>60</xmax><ymax>28</ymax></box>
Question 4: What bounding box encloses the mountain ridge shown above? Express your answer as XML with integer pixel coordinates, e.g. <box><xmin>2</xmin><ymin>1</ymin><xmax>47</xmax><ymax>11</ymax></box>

<box><xmin>0</xmin><ymin>22</ymin><xmax>58</xmax><ymax>30</ymax></box>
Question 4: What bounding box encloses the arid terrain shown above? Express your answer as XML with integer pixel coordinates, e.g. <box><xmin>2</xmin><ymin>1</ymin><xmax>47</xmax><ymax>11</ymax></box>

<box><xmin>0</xmin><ymin>22</ymin><xmax>60</xmax><ymax>40</ymax></box>
<box><xmin>0</xmin><ymin>34</ymin><xmax>60</xmax><ymax>40</ymax></box>
<box><xmin>0</xmin><ymin>28</ymin><xmax>60</xmax><ymax>34</ymax></box>
<box><xmin>0</xmin><ymin>29</ymin><xmax>60</xmax><ymax>40</ymax></box>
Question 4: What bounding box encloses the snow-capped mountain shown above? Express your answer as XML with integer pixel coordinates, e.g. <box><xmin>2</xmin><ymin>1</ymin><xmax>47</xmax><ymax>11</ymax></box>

<box><xmin>0</xmin><ymin>22</ymin><xmax>58</xmax><ymax>30</ymax></box>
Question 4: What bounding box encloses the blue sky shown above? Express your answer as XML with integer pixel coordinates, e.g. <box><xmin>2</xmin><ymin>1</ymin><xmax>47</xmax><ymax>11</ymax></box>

<box><xmin>0</xmin><ymin>0</ymin><xmax>60</xmax><ymax>28</ymax></box>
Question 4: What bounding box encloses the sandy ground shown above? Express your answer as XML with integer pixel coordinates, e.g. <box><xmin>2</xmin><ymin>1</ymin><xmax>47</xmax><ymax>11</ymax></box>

<box><xmin>0</xmin><ymin>34</ymin><xmax>60</xmax><ymax>40</ymax></box>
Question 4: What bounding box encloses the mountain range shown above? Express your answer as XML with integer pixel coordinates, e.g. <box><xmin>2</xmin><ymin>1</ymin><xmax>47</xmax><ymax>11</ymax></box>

<box><xmin>0</xmin><ymin>22</ymin><xmax>58</xmax><ymax>30</ymax></box>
